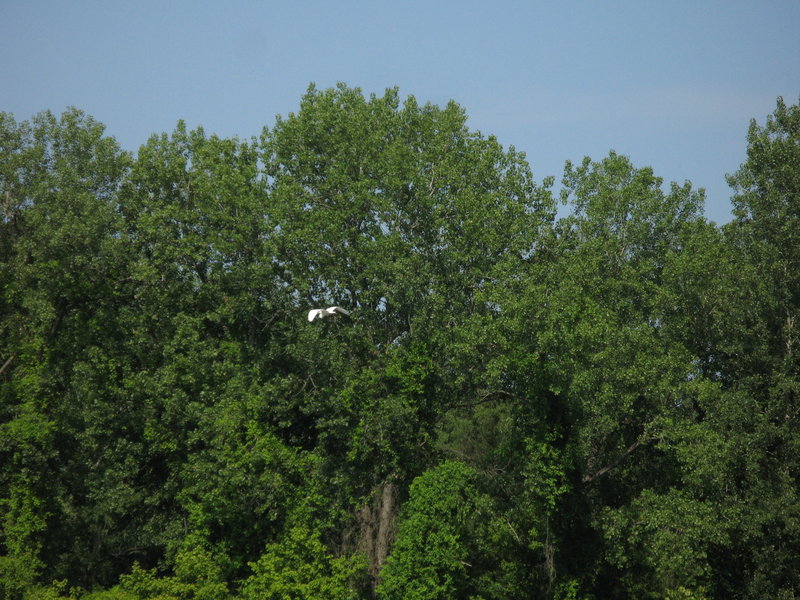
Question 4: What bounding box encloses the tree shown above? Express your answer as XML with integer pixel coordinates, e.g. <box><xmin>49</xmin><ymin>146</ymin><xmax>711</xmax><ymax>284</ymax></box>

<box><xmin>0</xmin><ymin>108</ymin><xmax>131</xmax><ymax>591</ymax></box>
<box><xmin>727</xmin><ymin>96</ymin><xmax>800</xmax><ymax>375</ymax></box>
<box><xmin>684</xmin><ymin>96</ymin><xmax>800</xmax><ymax>599</ymax></box>
<box><xmin>259</xmin><ymin>83</ymin><xmax>555</xmax><ymax>546</ymax></box>
<box><xmin>115</xmin><ymin>123</ymin><xmax>299</xmax><ymax>575</ymax></box>
<box><xmin>118</xmin><ymin>536</ymin><xmax>230</xmax><ymax>600</ymax></box>
<box><xmin>240</xmin><ymin>526</ymin><xmax>365</xmax><ymax>600</ymax></box>
<box><xmin>522</xmin><ymin>151</ymin><xmax>709</xmax><ymax>597</ymax></box>
<box><xmin>377</xmin><ymin>461</ymin><xmax>483</xmax><ymax>600</ymax></box>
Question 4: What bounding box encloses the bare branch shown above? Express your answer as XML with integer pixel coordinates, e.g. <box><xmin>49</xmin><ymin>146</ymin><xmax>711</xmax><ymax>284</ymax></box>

<box><xmin>582</xmin><ymin>436</ymin><xmax>656</xmax><ymax>484</ymax></box>
<box><xmin>447</xmin><ymin>389</ymin><xmax>518</xmax><ymax>411</ymax></box>
<box><xmin>0</xmin><ymin>354</ymin><xmax>15</xmax><ymax>376</ymax></box>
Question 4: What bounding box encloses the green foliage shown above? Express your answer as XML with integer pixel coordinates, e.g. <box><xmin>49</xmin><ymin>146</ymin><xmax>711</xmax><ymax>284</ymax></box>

<box><xmin>663</xmin><ymin>588</ymin><xmax>708</xmax><ymax>600</ymax></box>
<box><xmin>240</xmin><ymin>526</ymin><xmax>365</xmax><ymax>600</ymax></box>
<box><xmin>377</xmin><ymin>461</ymin><xmax>480</xmax><ymax>600</ymax></box>
<box><xmin>601</xmin><ymin>488</ymin><xmax>722</xmax><ymax>596</ymax></box>
<box><xmin>23</xmin><ymin>579</ymin><xmax>138</xmax><ymax>600</ymax></box>
<box><xmin>2</xmin><ymin>91</ymin><xmax>799</xmax><ymax>600</ymax></box>
<box><xmin>727</xmin><ymin>95</ymin><xmax>800</xmax><ymax>376</ymax></box>
<box><xmin>118</xmin><ymin>537</ymin><xmax>230</xmax><ymax>599</ymax></box>
<box><xmin>0</xmin><ymin>482</ymin><xmax>47</xmax><ymax>599</ymax></box>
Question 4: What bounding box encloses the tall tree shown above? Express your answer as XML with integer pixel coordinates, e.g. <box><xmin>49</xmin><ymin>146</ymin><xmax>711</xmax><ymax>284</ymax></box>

<box><xmin>259</xmin><ymin>83</ymin><xmax>555</xmax><ymax>521</ymax></box>
<box><xmin>526</xmin><ymin>152</ymin><xmax>708</xmax><ymax>597</ymax></box>
<box><xmin>727</xmin><ymin>96</ymin><xmax>800</xmax><ymax>374</ymax></box>
<box><xmin>0</xmin><ymin>108</ymin><xmax>131</xmax><ymax>592</ymax></box>
<box><xmin>698</xmin><ymin>96</ymin><xmax>800</xmax><ymax>598</ymax></box>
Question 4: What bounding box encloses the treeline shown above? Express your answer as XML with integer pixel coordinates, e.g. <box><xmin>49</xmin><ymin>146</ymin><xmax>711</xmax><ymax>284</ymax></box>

<box><xmin>0</xmin><ymin>85</ymin><xmax>798</xmax><ymax>599</ymax></box>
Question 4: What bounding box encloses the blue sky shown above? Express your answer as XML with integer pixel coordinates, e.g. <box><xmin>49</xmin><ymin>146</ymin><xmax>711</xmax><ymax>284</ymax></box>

<box><xmin>2</xmin><ymin>1</ymin><xmax>798</xmax><ymax>223</ymax></box>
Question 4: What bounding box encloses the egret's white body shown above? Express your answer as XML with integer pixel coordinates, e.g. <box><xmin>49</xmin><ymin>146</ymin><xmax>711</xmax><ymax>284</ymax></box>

<box><xmin>307</xmin><ymin>306</ymin><xmax>351</xmax><ymax>322</ymax></box>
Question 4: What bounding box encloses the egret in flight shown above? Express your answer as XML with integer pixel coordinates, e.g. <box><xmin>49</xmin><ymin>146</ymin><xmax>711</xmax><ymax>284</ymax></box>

<box><xmin>308</xmin><ymin>306</ymin><xmax>351</xmax><ymax>322</ymax></box>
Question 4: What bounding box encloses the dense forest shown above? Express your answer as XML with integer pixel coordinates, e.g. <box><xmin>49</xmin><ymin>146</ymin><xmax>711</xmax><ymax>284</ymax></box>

<box><xmin>1</xmin><ymin>85</ymin><xmax>798</xmax><ymax>600</ymax></box>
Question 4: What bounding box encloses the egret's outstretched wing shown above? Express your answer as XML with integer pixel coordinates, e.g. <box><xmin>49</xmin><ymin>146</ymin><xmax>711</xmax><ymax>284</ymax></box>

<box><xmin>308</xmin><ymin>306</ymin><xmax>350</xmax><ymax>322</ymax></box>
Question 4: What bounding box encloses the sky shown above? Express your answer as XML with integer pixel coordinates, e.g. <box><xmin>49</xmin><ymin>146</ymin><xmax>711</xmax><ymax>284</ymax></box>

<box><xmin>2</xmin><ymin>1</ymin><xmax>798</xmax><ymax>224</ymax></box>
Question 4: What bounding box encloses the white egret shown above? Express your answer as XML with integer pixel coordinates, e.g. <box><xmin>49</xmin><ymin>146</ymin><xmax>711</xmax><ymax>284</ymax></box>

<box><xmin>307</xmin><ymin>306</ymin><xmax>351</xmax><ymax>322</ymax></box>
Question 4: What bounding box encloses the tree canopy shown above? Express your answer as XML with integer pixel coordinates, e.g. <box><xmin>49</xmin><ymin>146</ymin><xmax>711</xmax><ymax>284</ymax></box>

<box><xmin>1</xmin><ymin>86</ymin><xmax>798</xmax><ymax>599</ymax></box>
